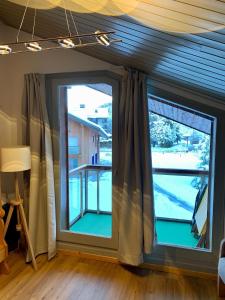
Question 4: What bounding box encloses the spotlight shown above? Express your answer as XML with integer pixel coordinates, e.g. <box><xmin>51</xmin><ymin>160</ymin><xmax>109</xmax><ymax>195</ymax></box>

<box><xmin>0</xmin><ymin>45</ymin><xmax>12</xmax><ymax>55</ymax></box>
<box><xmin>95</xmin><ymin>31</ymin><xmax>110</xmax><ymax>46</ymax></box>
<box><xmin>25</xmin><ymin>42</ymin><xmax>42</xmax><ymax>52</ymax></box>
<box><xmin>58</xmin><ymin>38</ymin><xmax>75</xmax><ymax>48</ymax></box>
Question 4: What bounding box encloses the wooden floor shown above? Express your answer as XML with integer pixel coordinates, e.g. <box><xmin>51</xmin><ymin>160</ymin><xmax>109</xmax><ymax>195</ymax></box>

<box><xmin>0</xmin><ymin>251</ymin><xmax>220</xmax><ymax>300</ymax></box>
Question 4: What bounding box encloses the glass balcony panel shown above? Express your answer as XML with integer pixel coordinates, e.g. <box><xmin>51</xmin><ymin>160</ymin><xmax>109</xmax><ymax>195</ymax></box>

<box><xmin>153</xmin><ymin>174</ymin><xmax>207</xmax><ymax>221</ymax></box>
<box><xmin>69</xmin><ymin>172</ymin><xmax>81</xmax><ymax>223</ymax></box>
<box><xmin>87</xmin><ymin>170</ymin><xmax>98</xmax><ymax>210</ymax></box>
<box><xmin>99</xmin><ymin>171</ymin><xmax>112</xmax><ymax>212</ymax></box>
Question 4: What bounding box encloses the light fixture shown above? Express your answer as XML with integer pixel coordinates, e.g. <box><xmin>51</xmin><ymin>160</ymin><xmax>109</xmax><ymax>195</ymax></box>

<box><xmin>25</xmin><ymin>41</ymin><xmax>42</xmax><ymax>52</ymax></box>
<box><xmin>0</xmin><ymin>45</ymin><xmax>12</xmax><ymax>55</ymax></box>
<box><xmin>0</xmin><ymin>146</ymin><xmax>37</xmax><ymax>270</ymax></box>
<box><xmin>95</xmin><ymin>30</ymin><xmax>110</xmax><ymax>46</ymax></box>
<box><xmin>0</xmin><ymin>3</ymin><xmax>121</xmax><ymax>55</ymax></box>
<box><xmin>58</xmin><ymin>38</ymin><xmax>75</xmax><ymax>49</ymax></box>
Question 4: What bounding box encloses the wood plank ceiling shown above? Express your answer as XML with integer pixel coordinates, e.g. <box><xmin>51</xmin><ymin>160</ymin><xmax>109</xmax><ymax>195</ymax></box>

<box><xmin>0</xmin><ymin>0</ymin><xmax>224</xmax><ymax>100</ymax></box>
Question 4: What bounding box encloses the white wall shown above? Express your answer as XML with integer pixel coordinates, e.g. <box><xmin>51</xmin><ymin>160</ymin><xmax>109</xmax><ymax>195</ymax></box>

<box><xmin>0</xmin><ymin>23</ymin><xmax>115</xmax><ymax>146</ymax></box>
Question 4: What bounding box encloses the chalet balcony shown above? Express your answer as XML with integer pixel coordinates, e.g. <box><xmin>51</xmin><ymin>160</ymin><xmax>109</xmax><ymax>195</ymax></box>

<box><xmin>69</xmin><ymin>165</ymin><xmax>209</xmax><ymax>248</ymax></box>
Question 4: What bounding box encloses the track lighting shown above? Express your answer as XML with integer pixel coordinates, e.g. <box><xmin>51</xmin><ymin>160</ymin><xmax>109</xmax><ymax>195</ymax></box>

<box><xmin>95</xmin><ymin>31</ymin><xmax>110</xmax><ymax>46</ymax></box>
<box><xmin>0</xmin><ymin>0</ymin><xmax>121</xmax><ymax>55</ymax></box>
<box><xmin>0</xmin><ymin>45</ymin><xmax>12</xmax><ymax>55</ymax></box>
<box><xmin>25</xmin><ymin>42</ymin><xmax>42</xmax><ymax>52</ymax></box>
<box><xmin>58</xmin><ymin>38</ymin><xmax>75</xmax><ymax>49</ymax></box>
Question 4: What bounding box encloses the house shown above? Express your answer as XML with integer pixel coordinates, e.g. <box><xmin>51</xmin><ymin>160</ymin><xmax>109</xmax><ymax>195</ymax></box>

<box><xmin>68</xmin><ymin>113</ymin><xmax>108</xmax><ymax>169</ymax></box>
<box><xmin>0</xmin><ymin>1</ymin><xmax>225</xmax><ymax>299</ymax></box>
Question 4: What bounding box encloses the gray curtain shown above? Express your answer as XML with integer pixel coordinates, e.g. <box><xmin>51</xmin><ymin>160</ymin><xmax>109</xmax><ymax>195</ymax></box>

<box><xmin>118</xmin><ymin>69</ymin><xmax>154</xmax><ymax>265</ymax></box>
<box><xmin>22</xmin><ymin>73</ymin><xmax>56</xmax><ymax>261</ymax></box>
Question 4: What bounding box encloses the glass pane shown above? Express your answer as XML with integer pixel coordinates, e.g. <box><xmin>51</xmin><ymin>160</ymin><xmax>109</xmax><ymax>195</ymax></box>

<box><xmin>99</xmin><ymin>171</ymin><xmax>112</xmax><ymax>212</ymax></box>
<box><xmin>149</xmin><ymin>95</ymin><xmax>213</xmax><ymax>249</ymax></box>
<box><xmin>69</xmin><ymin>172</ymin><xmax>81</xmax><ymax>224</ymax></box>
<box><xmin>67</xmin><ymin>83</ymin><xmax>112</xmax><ymax>238</ymax></box>
<box><xmin>150</xmin><ymin>110</ymin><xmax>211</xmax><ymax>171</ymax></box>
<box><xmin>154</xmin><ymin>174</ymin><xmax>202</xmax><ymax>220</ymax></box>
<box><xmin>87</xmin><ymin>171</ymin><xmax>97</xmax><ymax>210</ymax></box>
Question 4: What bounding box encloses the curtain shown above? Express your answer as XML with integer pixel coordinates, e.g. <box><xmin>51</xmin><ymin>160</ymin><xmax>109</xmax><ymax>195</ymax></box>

<box><xmin>117</xmin><ymin>69</ymin><xmax>154</xmax><ymax>265</ymax></box>
<box><xmin>22</xmin><ymin>73</ymin><xmax>56</xmax><ymax>261</ymax></box>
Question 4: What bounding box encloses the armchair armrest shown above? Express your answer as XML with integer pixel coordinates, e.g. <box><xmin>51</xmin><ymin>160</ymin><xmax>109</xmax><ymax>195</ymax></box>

<box><xmin>219</xmin><ymin>238</ymin><xmax>225</xmax><ymax>258</ymax></box>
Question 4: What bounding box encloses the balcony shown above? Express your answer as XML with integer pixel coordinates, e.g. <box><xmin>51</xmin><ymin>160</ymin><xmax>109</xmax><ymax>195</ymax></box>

<box><xmin>69</xmin><ymin>165</ymin><xmax>208</xmax><ymax>248</ymax></box>
<box><xmin>69</xmin><ymin>164</ymin><xmax>112</xmax><ymax>237</ymax></box>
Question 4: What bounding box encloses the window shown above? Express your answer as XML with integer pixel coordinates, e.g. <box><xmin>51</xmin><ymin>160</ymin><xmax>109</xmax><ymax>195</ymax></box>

<box><xmin>68</xmin><ymin>158</ymin><xmax>78</xmax><ymax>171</ymax></box>
<box><xmin>148</xmin><ymin>95</ymin><xmax>214</xmax><ymax>250</ymax></box>
<box><xmin>46</xmin><ymin>72</ymin><xmax>225</xmax><ymax>271</ymax></box>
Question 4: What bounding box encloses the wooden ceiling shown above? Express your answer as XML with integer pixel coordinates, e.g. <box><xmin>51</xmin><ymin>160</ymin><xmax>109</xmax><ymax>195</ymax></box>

<box><xmin>0</xmin><ymin>0</ymin><xmax>225</xmax><ymax>100</ymax></box>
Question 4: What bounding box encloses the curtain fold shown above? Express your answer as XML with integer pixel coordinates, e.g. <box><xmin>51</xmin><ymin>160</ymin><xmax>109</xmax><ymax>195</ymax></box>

<box><xmin>118</xmin><ymin>69</ymin><xmax>154</xmax><ymax>265</ymax></box>
<box><xmin>22</xmin><ymin>73</ymin><xmax>56</xmax><ymax>261</ymax></box>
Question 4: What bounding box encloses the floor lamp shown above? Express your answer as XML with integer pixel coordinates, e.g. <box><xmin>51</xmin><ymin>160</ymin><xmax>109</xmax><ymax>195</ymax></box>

<box><xmin>0</xmin><ymin>146</ymin><xmax>37</xmax><ymax>270</ymax></box>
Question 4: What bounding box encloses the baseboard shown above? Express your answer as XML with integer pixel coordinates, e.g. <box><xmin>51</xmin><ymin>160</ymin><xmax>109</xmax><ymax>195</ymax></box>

<box><xmin>58</xmin><ymin>249</ymin><xmax>118</xmax><ymax>264</ymax></box>
<box><xmin>141</xmin><ymin>262</ymin><xmax>217</xmax><ymax>280</ymax></box>
<box><xmin>57</xmin><ymin>241</ymin><xmax>118</xmax><ymax>259</ymax></box>
<box><xmin>57</xmin><ymin>242</ymin><xmax>217</xmax><ymax>280</ymax></box>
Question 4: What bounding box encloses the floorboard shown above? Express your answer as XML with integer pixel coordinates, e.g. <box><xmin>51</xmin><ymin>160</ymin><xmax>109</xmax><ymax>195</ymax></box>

<box><xmin>0</xmin><ymin>251</ymin><xmax>220</xmax><ymax>300</ymax></box>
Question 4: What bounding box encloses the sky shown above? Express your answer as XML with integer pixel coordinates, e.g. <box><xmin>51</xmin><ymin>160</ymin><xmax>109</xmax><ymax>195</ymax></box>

<box><xmin>67</xmin><ymin>85</ymin><xmax>112</xmax><ymax>113</ymax></box>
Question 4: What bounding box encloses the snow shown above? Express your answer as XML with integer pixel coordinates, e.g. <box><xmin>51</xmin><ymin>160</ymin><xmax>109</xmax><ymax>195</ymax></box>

<box><xmin>152</xmin><ymin>152</ymin><xmax>202</xmax><ymax>169</ymax></box>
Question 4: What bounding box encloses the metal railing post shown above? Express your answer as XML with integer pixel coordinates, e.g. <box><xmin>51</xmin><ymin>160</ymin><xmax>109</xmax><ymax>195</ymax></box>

<box><xmin>80</xmin><ymin>171</ymin><xmax>83</xmax><ymax>217</ymax></box>
<box><xmin>97</xmin><ymin>171</ymin><xmax>100</xmax><ymax>214</ymax></box>
<box><xmin>85</xmin><ymin>170</ymin><xmax>88</xmax><ymax>213</ymax></box>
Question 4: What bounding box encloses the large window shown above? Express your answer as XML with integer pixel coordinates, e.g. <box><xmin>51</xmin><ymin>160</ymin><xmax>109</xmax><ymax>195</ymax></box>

<box><xmin>148</xmin><ymin>95</ymin><xmax>214</xmax><ymax>250</ymax></box>
<box><xmin>47</xmin><ymin>72</ymin><xmax>225</xmax><ymax>272</ymax></box>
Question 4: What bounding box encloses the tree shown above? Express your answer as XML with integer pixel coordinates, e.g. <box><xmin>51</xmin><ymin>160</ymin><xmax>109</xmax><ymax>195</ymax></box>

<box><xmin>191</xmin><ymin>135</ymin><xmax>210</xmax><ymax>189</ymax></box>
<box><xmin>150</xmin><ymin>113</ymin><xmax>181</xmax><ymax>148</ymax></box>
<box><xmin>198</xmin><ymin>135</ymin><xmax>210</xmax><ymax>169</ymax></box>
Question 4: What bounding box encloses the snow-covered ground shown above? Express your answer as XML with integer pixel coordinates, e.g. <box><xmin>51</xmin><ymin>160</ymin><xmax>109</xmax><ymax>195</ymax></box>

<box><xmin>152</xmin><ymin>152</ymin><xmax>202</xmax><ymax>169</ymax></box>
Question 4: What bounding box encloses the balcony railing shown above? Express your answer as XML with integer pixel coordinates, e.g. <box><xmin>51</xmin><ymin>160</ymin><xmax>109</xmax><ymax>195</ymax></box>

<box><xmin>69</xmin><ymin>164</ymin><xmax>112</xmax><ymax>225</ymax></box>
<box><xmin>68</xmin><ymin>164</ymin><xmax>208</xmax><ymax>226</ymax></box>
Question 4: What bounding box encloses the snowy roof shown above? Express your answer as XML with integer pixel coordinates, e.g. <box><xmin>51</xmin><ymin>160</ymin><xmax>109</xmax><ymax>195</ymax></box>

<box><xmin>86</xmin><ymin>83</ymin><xmax>112</xmax><ymax>96</ymax></box>
<box><xmin>148</xmin><ymin>95</ymin><xmax>212</xmax><ymax>134</ymax></box>
<box><xmin>68</xmin><ymin>113</ymin><xmax>109</xmax><ymax>139</ymax></box>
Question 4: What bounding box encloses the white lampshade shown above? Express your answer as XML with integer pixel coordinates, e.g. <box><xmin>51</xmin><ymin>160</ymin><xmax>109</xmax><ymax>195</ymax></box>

<box><xmin>0</xmin><ymin>146</ymin><xmax>31</xmax><ymax>172</ymax></box>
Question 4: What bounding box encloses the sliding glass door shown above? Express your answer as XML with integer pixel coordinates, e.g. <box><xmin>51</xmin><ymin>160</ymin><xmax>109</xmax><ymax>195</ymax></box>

<box><xmin>47</xmin><ymin>71</ymin><xmax>119</xmax><ymax>250</ymax></box>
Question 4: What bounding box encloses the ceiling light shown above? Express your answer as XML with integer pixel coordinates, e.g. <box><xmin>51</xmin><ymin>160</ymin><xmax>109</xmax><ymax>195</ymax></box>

<box><xmin>0</xmin><ymin>2</ymin><xmax>121</xmax><ymax>55</ymax></box>
<box><xmin>25</xmin><ymin>42</ymin><xmax>42</xmax><ymax>52</ymax></box>
<box><xmin>0</xmin><ymin>45</ymin><xmax>12</xmax><ymax>55</ymax></box>
<box><xmin>58</xmin><ymin>38</ymin><xmax>75</xmax><ymax>48</ymax></box>
<box><xmin>95</xmin><ymin>30</ymin><xmax>110</xmax><ymax>46</ymax></box>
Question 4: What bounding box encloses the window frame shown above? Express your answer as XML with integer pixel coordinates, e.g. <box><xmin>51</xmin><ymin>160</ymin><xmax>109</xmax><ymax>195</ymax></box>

<box><xmin>46</xmin><ymin>71</ymin><xmax>121</xmax><ymax>250</ymax></box>
<box><xmin>146</xmin><ymin>83</ymin><xmax>225</xmax><ymax>272</ymax></box>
